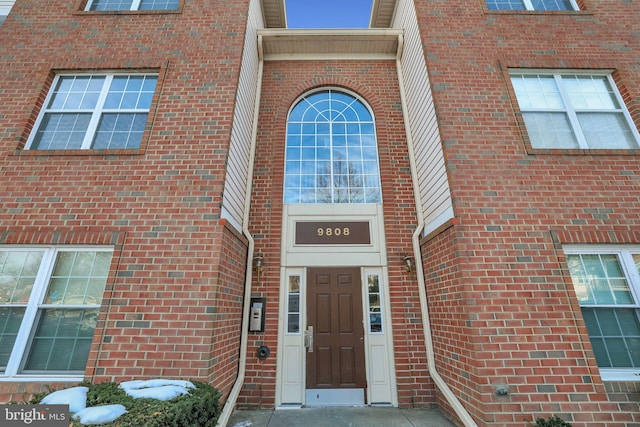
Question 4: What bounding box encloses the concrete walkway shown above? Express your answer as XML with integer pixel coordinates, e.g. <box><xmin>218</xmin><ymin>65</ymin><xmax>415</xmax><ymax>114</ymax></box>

<box><xmin>227</xmin><ymin>406</ymin><xmax>457</xmax><ymax>427</ymax></box>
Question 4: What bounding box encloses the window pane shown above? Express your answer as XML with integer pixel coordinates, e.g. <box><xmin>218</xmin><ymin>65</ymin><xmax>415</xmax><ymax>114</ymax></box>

<box><xmin>32</xmin><ymin>113</ymin><xmax>91</xmax><ymax>150</ymax></box>
<box><xmin>287</xmin><ymin>276</ymin><xmax>300</xmax><ymax>334</ymax></box>
<box><xmin>44</xmin><ymin>251</ymin><xmax>111</xmax><ymax>305</ymax></box>
<box><xmin>577</xmin><ymin>113</ymin><xmax>638</xmax><ymax>149</ymax></box>
<box><xmin>48</xmin><ymin>76</ymin><xmax>105</xmax><ymax>110</ymax></box>
<box><xmin>370</xmin><ymin>313</ymin><xmax>382</xmax><ymax>332</ymax></box>
<box><xmin>288</xmin><ymin>294</ymin><xmax>299</xmax><ymax>313</ymax></box>
<box><xmin>92</xmin><ymin>113</ymin><xmax>147</xmax><ymax>149</ymax></box>
<box><xmin>23</xmin><ymin>309</ymin><xmax>99</xmax><ymax>372</ymax></box>
<box><xmin>568</xmin><ymin>254</ymin><xmax>634</xmax><ymax>305</ymax></box>
<box><xmin>486</xmin><ymin>0</ymin><xmax>526</xmax><ymax>9</ymax></box>
<box><xmin>367</xmin><ymin>275</ymin><xmax>383</xmax><ymax>333</ymax></box>
<box><xmin>522</xmin><ymin>112</ymin><xmax>578</xmax><ymax>149</ymax></box>
<box><xmin>607</xmin><ymin>337</ymin><xmax>632</xmax><ymax>366</ymax></box>
<box><xmin>0</xmin><ymin>250</ymin><xmax>43</xmax><ymax>304</ymax></box>
<box><xmin>531</xmin><ymin>0</ymin><xmax>574</xmax><ymax>10</ymax></box>
<box><xmin>580</xmin><ymin>307</ymin><xmax>640</xmax><ymax>368</ymax></box>
<box><xmin>0</xmin><ymin>308</ymin><xmax>26</xmax><ymax>370</ymax></box>
<box><xmin>105</xmin><ymin>76</ymin><xmax>157</xmax><ymax>110</ymax></box>
<box><xmin>287</xmin><ymin>314</ymin><xmax>299</xmax><ymax>333</ymax></box>
<box><xmin>88</xmin><ymin>0</ymin><xmax>134</xmax><ymax>10</ymax></box>
<box><xmin>512</xmin><ymin>75</ymin><xmax>564</xmax><ymax>109</ymax></box>
<box><xmin>563</xmin><ymin>75</ymin><xmax>618</xmax><ymax>110</ymax></box>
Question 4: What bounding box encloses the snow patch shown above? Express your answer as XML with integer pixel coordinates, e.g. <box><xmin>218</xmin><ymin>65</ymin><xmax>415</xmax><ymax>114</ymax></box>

<box><xmin>39</xmin><ymin>379</ymin><xmax>196</xmax><ymax>425</ymax></box>
<box><xmin>120</xmin><ymin>379</ymin><xmax>195</xmax><ymax>390</ymax></box>
<box><xmin>73</xmin><ymin>404</ymin><xmax>127</xmax><ymax>425</ymax></box>
<box><xmin>123</xmin><ymin>384</ymin><xmax>191</xmax><ymax>400</ymax></box>
<box><xmin>119</xmin><ymin>379</ymin><xmax>195</xmax><ymax>401</ymax></box>
<box><xmin>40</xmin><ymin>386</ymin><xmax>88</xmax><ymax>414</ymax></box>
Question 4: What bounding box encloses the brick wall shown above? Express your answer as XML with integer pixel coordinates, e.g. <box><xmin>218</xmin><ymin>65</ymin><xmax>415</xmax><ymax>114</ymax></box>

<box><xmin>414</xmin><ymin>0</ymin><xmax>640</xmax><ymax>425</ymax></box>
<box><xmin>0</xmin><ymin>0</ymin><xmax>249</xmax><ymax>402</ymax></box>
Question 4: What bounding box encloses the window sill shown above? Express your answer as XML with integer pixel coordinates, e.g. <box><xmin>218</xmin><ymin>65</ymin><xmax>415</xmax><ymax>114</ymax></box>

<box><xmin>75</xmin><ymin>9</ymin><xmax>182</xmax><ymax>16</ymax></box>
<box><xmin>0</xmin><ymin>375</ymin><xmax>84</xmax><ymax>382</ymax></box>
<box><xmin>526</xmin><ymin>147</ymin><xmax>640</xmax><ymax>156</ymax></box>
<box><xmin>15</xmin><ymin>148</ymin><xmax>144</xmax><ymax>157</ymax></box>
<box><xmin>600</xmin><ymin>369</ymin><xmax>640</xmax><ymax>382</ymax></box>
<box><xmin>484</xmin><ymin>10</ymin><xmax>588</xmax><ymax>16</ymax></box>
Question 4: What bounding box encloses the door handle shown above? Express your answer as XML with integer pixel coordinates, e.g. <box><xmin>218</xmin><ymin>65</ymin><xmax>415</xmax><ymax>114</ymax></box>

<box><xmin>304</xmin><ymin>326</ymin><xmax>313</xmax><ymax>352</ymax></box>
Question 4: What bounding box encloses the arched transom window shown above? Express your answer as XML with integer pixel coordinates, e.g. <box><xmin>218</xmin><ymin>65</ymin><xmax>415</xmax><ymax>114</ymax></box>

<box><xmin>284</xmin><ymin>89</ymin><xmax>382</xmax><ymax>204</ymax></box>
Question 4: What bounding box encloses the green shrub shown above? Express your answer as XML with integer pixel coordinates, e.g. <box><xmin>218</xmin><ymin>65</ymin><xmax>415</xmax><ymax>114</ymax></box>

<box><xmin>535</xmin><ymin>415</ymin><xmax>572</xmax><ymax>427</ymax></box>
<box><xmin>28</xmin><ymin>381</ymin><xmax>220</xmax><ymax>427</ymax></box>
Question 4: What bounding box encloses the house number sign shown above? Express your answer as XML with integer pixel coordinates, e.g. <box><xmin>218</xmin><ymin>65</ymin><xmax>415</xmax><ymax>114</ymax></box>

<box><xmin>295</xmin><ymin>221</ymin><xmax>371</xmax><ymax>245</ymax></box>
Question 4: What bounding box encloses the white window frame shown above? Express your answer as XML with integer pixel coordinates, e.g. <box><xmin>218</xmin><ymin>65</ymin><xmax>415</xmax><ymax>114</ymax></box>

<box><xmin>563</xmin><ymin>245</ymin><xmax>640</xmax><ymax>381</ymax></box>
<box><xmin>0</xmin><ymin>246</ymin><xmax>113</xmax><ymax>381</ymax></box>
<box><xmin>488</xmin><ymin>0</ymin><xmax>579</xmax><ymax>10</ymax></box>
<box><xmin>25</xmin><ymin>73</ymin><xmax>157</xmax><ymax>151</ymax></box>
<box><xmin>85</xmin><ymin>0</ymin><xmax>178</xmax><ymax>11</ymax></box>
<box><xmin>510</xmin><ymin>70</ymin><xmax>640</xmax><ymax>150</ymax></box>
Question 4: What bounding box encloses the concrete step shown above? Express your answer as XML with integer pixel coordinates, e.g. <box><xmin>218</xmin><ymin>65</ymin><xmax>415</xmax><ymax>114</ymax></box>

<box><xmin>227</xmin><ymin>406</ymin><xmax>458</xmax><ymax>427</ymax></box>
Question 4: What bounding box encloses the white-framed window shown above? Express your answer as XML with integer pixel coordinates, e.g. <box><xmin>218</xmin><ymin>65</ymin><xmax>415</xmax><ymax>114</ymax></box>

<box><xmin>284</xmin><ymin>89</ymin><xmax>382</xmax><ymax>204</ymax></box>
<box><xmin>85</xmin><ymin>0</ymin><xmax>179</xmax><ymax>11</ymax></box>
<box><xmin>510</xmin><ymin>71</ymin><xmax>640</xmax><ymax>150</ymax></box>
<box><xmin>563</xmin><ymin>246</ymin><xmax>640</xmax><ymax>381</ymax></box>
<box><xmin>26</xmin><ymin>73</ymin><xmax>158</xmax><ymax>151</ymax></box>
<box><xmin>0</xmin><ymin>247</ymin><xmax>113</xmax><ymax>378</ymax></box>
<box><xmin>486</xmin><ymin>0</ymin><xmax>578</xmax><ymax>10</ymax></box>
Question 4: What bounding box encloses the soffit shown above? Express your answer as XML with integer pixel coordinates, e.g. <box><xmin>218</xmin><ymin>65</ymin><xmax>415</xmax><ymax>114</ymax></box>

<box><xmin>370</xmin><ymin>0</ymin><xmax>397</xmax><ymax>28</ymax></box>
<box><xmin>261</xmin><ymin>0</ymin><xmax>286</xmax><ymax>28</ymax></box>
<box><xmin>260</xmin><ymin>0</ymin><xmax>397</xmax><ymax>29</ymax></box>
<box><xmin>258</xmin><ymin>29</ymin><xmax>402</xmax><ymax>60</ymax></box>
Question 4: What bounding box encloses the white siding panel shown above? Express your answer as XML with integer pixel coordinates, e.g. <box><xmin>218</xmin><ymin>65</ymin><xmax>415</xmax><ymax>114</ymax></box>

<box><xmin>393</xmin><ymin>0</ymin><xmax>453</xmax><ymax>233</ymax></box>
<box><xmin>221</xmin><ymin>0</ymin><xmax>263</xmax><ymax>230</ymax></box>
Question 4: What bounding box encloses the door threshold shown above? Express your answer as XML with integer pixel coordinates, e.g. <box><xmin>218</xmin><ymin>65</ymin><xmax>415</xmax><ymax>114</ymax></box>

<box><xmin>305</xmin><ymin>388</ymin><xmax>365</xmax><ymax>406</ymax></box>
<box><xmin>276</xmin><ymin>404</ymin><xmax>303</xmax><ymax>410</ymax></box>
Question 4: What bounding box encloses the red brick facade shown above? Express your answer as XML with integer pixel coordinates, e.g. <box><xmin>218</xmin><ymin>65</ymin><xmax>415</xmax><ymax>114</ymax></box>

<box><xmin>1</xmin><ymin>0</ymin><xmax>640</xmax><ymax>426</ymax></box>
<box><xmin>0</xmin><ymin>0</ymin><xmax>248</xmax><ymax>403</ymax></box>
<box><xmin>414</xmin><ymin>0</ymin><xmax>640</xmax><ymax>425</ymax></box>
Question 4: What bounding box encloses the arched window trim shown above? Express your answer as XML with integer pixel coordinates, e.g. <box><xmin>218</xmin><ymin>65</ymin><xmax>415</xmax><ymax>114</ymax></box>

<box><xmin>286</xmin><ymin>87</ymin><xmax>378</xmax><ymax>124</ymax></box>
<box><xmin>284</xmin><ymin>87</ymin><xmax>383</xmax><ymax>205</ymax></box>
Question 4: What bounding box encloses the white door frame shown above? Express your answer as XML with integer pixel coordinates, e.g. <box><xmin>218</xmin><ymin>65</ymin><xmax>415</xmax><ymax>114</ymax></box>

<box><xmin>275</xmin><ymin>204</ymin><xmax>398</xmax><ymax>407</ymax></box>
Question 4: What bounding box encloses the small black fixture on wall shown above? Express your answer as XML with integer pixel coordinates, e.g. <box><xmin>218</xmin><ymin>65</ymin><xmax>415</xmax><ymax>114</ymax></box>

<box><xmin>402</xmin><ymin>252</ymin><xmax>414</xmax><ymax>273</ymax></box>
<box><xmin>253</xmin><ymin>252</ymin><xmax>264</xmax><ymax>279</ymax></box>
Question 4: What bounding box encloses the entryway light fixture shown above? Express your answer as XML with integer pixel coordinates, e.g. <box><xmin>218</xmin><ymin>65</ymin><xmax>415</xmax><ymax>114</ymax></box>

<box><xmin>402</xmin><ymin>253</ymin><xmax>414</xmax><ymax>273</ymax></box>
<box><xmin>254</xmin><ymin>252</ymin><xmax>264</xmax><ymax>278</ymax></box>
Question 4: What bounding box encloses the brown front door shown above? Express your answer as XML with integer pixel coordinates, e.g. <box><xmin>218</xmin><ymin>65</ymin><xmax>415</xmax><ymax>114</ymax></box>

<box><xmin>306</xmin><ymin>267</ymin><xmax>366</xmax><ymax>390</ymax></box>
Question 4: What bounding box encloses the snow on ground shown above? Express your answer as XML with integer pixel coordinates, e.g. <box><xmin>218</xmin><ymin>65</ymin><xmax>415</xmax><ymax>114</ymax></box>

<box><xmin>120</xmin><ymin>379</ymin><xmax>194</xmax><ymax>400</ymax></box>
<box><xmin>39</xmin><ymin>379</ymin><xmax>195</xmax><ymax>425</ymax></box>
<box><xmin>40</xmin><ymin>386</ymin><xmax>88</xmax><ymax>413</ymax></box>
<box><xmin>74</xmin><ymin>404</ymin><xmax>127</xmax><ymax>425</ymax></box>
